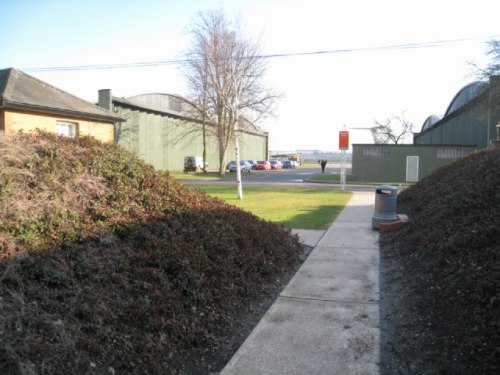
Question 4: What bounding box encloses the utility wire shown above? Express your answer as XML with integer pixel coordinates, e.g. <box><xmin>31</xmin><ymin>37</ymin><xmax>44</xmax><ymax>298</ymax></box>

<box><xmin>256</xmin><ymin>35</ymin><xmax>499</xmax><ymax>59</ymax></box>
<box><xmin>23</xmin><ymin>35</ymin><xmax>500</xmax><ymax>73</ymax></box>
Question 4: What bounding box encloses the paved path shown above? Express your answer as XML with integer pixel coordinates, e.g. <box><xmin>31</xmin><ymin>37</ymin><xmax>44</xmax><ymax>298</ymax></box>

<box><xmin>221</xmin><ymin>191</ymin><xmax>380</xmax><ymax>375</ymax></box>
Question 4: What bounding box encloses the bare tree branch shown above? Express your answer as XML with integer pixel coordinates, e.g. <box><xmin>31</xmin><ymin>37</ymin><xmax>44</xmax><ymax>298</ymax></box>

<box><xmin>371</xmin><ymin>112</ymin><xmax>414</xmax><ymax>145</ymax></box>
<box><xmin>480</xmin><ymin>39</ymin><xmax>500</xmax><ymax>79</ymax></box>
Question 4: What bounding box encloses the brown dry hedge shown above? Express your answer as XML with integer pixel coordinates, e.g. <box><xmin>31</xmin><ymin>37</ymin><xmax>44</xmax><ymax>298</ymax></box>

<box><xmin>0</xmin><ymin>131</ymin><xmax>302</xmax><ymax>374</ymax></box>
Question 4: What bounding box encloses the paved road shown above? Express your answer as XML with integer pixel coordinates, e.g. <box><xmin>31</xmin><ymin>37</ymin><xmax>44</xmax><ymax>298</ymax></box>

<box><xmin>238</xmin><ymin>165</ymin><xmax>353</xmax><ymax>184</ymax></box>
<box><xmin>252</xmin><ymin>167</ymin><xmax>333</xmax><ymax>183</ymax></box>
<box><xmin>178</xmin><ymin>166</ymin><xmax>378</xmax><ymax>192</ymax></box>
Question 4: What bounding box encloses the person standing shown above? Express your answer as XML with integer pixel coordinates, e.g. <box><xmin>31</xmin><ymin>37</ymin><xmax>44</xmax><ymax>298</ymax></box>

<box><xmin>321</xmin><ymin>159</ymin><xmax>327</xmax><ymax>173</ymax></box>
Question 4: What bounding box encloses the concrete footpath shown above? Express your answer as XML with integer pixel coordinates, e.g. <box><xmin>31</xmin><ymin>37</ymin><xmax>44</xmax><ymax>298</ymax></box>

<box><xmin>221</xmin><ymin>191</ymin><xmax>380</xmax><ymax>375</ymax></box>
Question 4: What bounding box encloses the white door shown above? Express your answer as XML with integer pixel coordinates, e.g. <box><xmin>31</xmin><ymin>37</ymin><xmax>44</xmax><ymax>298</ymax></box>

<box><xmin>406</xmin><ymin>156</ymin><xmax>419</xmax><ymax>182</ymax></box>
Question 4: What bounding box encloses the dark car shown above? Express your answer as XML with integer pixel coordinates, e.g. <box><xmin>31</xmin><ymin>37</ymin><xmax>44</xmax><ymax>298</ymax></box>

<box><xmin>282</xmin><ymin>160</ymin><xmax>296</xmax><ymax>169</ymax></box>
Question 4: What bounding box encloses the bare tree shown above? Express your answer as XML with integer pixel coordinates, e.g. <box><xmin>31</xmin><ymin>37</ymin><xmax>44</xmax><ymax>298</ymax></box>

<box><xmin>471</xmin><ymin>39</ymin><xmax>500</xmax><ymax>79</ymax></box>
<box><xmin>484</xmin><ymin>39</ymin><xmax>500</xmax><ymax>77</ymax></box>
<box><xmin>182</xmin><ymin>8</ymin><xmax>278</xmax><ymax>178</ymax></box>
<box><xmin>371</xmin><ymin>112</ymin><xmax>414</xmax><ymax>144</ymax></box>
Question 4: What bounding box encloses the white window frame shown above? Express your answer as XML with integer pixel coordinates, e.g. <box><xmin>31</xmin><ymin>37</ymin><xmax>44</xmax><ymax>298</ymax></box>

<box><xmin>55</xmin><ymin>121</ymin><xmax>77</xmax><ymax>138</ymax></box>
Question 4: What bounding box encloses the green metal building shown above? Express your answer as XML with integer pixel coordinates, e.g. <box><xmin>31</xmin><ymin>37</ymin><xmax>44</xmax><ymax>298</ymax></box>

<box><xmin>414</xmin><ymin>75</ymin><xmax>500</xmax><ymax>149</ymax></box>
<box><xmin>98</xmin><ymin>90</ymin><xmax>268</xmax><ymax>171</ymax></box>
<box><xmin>352</xmin><ymin>144</ymin><xmax>477</xmax><ymax>182</ymax></box>
<box><xmin>352</xmin><ymin>75</ymin><xmax>499</xmax><ymax>183</ymax></box>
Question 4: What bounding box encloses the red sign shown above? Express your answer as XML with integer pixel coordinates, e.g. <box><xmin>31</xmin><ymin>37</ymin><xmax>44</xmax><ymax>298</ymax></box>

<box><xmin>339</xmin><ymin>131</ymin><xmax>349</xmax><ymax>150</ymax></box>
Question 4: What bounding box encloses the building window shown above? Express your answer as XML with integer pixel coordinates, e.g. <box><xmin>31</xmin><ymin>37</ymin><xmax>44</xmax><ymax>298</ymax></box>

<box><xmin>436</xmin><ymin>148</ymin><xmax>466</xmax><ymax>159</ymax></box>
<box><xmin>56</xmin><ymin>121</ymin><xmax>77</xmax><ymax>138</ymax></box>
<box><xmin>361</xmin><ymin>147</ymin><xmax>389</xmax><ymax>158</ymax></box>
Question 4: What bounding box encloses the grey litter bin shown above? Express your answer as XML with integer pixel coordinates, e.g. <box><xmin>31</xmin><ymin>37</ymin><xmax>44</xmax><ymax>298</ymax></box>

<box><xmin>372</xmin><ymin>185</ymin><xmax>398</xmax><ymax>230</ymax></box>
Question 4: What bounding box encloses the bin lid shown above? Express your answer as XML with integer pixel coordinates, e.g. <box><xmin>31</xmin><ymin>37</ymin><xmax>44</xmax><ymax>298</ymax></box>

<box><xmin>376</xmin><ymin>184</ymin><xmax>397</xmax><ymax>195</ymax></box>
<box><xmin>376</xmin><ymin>184</ymin><xmax>397</xmax><ymax>190</ymax></box>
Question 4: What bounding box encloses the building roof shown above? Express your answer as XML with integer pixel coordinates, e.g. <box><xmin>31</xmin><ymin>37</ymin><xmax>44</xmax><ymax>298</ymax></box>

<box><xmin>112</xmin><ymin>94</ymin><xmax>195</xmax><ymax>122</ymax></box>
<box><xmin>418</xmin><ymin>80</ymin><xmax>490</xmax><ymax>134</ymax></box>
<box><xmin>421</xmin><ymin>114</ymin><xmax>442</xmax><ymax>132</ymax></box>
<box><xmin>113</xmin><ymin>92</ymin><xmax>267</xmax><ymax>136</ymax></box>
<box><xmin>444</xmin><ymin>81</ymin><xmax>488</xmax><ymax>116</ymax></box>
<box><xmin>0</xmin><ymin>68</ymin><xmax>123</xmax><ymax>122</ymax></box>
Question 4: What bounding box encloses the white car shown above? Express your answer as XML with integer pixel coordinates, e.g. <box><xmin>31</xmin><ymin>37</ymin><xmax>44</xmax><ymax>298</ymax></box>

<box><xmin>227</xmin><ymin>160</ymin><xmax>252</xmax><ymax>172</ymax></box>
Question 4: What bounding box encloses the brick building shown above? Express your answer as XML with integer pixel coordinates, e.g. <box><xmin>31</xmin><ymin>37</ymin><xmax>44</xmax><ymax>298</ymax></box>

<box><xmin>0</xmin><ymin>68</ymin><xmax>122</xmax><ymax>143</ymax></box>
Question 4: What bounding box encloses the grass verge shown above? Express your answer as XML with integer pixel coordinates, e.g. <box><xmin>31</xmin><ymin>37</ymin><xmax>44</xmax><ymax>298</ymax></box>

<box><xmin>306</xmin><ymin>173</ymin><xmax>413</xmax><ymax>186</ymax></box>
<box><xmin>168</xmin><ymin>170</ymin><xmax>259</xmax><ymax>180</ymax></box>
<box><xmin>189</xmin><ymin>185</ymin><xmax>352</xmax><ymax>229</ymax></box>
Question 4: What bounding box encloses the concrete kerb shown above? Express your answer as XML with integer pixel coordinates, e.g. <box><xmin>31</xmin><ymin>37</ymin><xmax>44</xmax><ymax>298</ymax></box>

<box><xmin>221</xmin><ymin>190</ymin><xmax>379</xmax><ymax>375</ymax></box>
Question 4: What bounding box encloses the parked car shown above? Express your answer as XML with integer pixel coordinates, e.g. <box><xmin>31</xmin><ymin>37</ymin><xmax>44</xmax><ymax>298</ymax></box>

<box><xmin>282</xmin><ymin>160</ymin><xmax>296</xmax><ymax>169</ymax></box>
<box><xmin>184</xmin><ymin>156</ymin><xmax>204</xmax><ymax>173</ymax></box>
<box><xmin>270</xmin><ymin>160</ymin><xmax>283</xmax><ymax>170</ymax></box>
<box><xmin>227</xmin><ymin>160</ymin><xmax>252</xmax><ymax>173</ymax></box>
<box><xmin>246</xmin><ymin>160</ymin><xmax>258</xmax><ymax>170</ymax></box>
<box><xmin>255</xmin><ymin>160</ymin><xmax>271</xmax><ymax>171</ymax></box>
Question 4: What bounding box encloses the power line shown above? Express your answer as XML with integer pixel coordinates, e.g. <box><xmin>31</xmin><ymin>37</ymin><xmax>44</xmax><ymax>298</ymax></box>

<box><xmin>23</xmin><ymin>59</ymin><xmax>186</xmax><ymax>72</ymax></box>
<box><xmin>256</xmin><ymin>35</ymin><xmax>499</xmax><ymax>59</ymax></box>
<box><xmin>23</xmin><ymin>35</ymin><xmax>500</xmax><ymax>73</ymax></box>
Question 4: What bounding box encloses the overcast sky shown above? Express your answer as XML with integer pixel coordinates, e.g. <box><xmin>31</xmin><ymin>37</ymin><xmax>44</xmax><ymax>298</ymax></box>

<box><xmin>1</xmin><ymin>0</ymin><xmax>499</xmax><ymax>151</ymax></box>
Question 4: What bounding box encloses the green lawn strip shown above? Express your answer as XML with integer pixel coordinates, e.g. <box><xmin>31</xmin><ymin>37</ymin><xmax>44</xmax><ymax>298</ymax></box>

<box><xmin>306</xmin><ymin>173</ymin><xmax>413</xmax><ymax>186</ymax></box>
<box><xmin>306</xmin><ymin>173</ymin><xmax>343</xmax><ymax>183</ymax></box>
<box><xmin>168</xmin><ymin>171</ymin><xmax>230</xmax><ymax>180</ymax></box>
<box><xmin>189</xmin><ymin>185</ymin><xmax>352</xmax><ymax>229</ymax></box>
<box><xmin>168</xmin><ymin>170</ymin><xmax>261</xmax><ymax>180</ymax></box>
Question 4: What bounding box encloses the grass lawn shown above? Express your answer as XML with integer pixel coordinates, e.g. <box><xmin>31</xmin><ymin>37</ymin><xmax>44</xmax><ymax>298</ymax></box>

<box><xmin>306</xmin><ymin>173</ymin><xmax>413</xmax><ymax>186</ymax></box>
<box><xmin>168</xmin><ymin>171</ymin><xmax>233</xmax><ymax>180</ymax></box>
<box><xmin>188</xmin><ymin>185</ymin><xmax>353</xmax><ymax>229</ymax></box>
<box><xmin>168</xmin><ymin>170</ymin><xmax>262</xmax><ymax>180</ymax></box>
<box><xmin>306</xmin><ymin>173</ymin><xmax>344</xmax><ymax>183</ymax></box>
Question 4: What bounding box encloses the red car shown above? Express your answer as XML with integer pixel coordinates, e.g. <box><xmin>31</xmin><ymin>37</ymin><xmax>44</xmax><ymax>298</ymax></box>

<box><xmin>255</xmin><ymin>160</ymin><xmax>271</xmax><ymax>170</ymax></box>
<box><xmin>270</xmin><ymin>160</ymin><xmax>283</xmax><ymax>170</ymax></box>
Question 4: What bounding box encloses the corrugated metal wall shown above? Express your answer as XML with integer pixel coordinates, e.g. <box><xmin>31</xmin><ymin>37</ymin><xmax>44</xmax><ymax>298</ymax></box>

<box><xmin>415</xmin><ymin>104</ymin><xmax>489</xmax><ymax>148</ymax></box>
<box><xmin>414</xmin><ymin>75</ymin><xmax>500</xmax><ymax>149</ymax></box>
<box><xmin>352</xmin><ymin>144</ymin><xmax>477</xmax><ymax>182</ymax></box>
<box><xmin>113</xmin><ymin>105</ymin><xmax>268</xmax><ymax>171</ymax></box>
